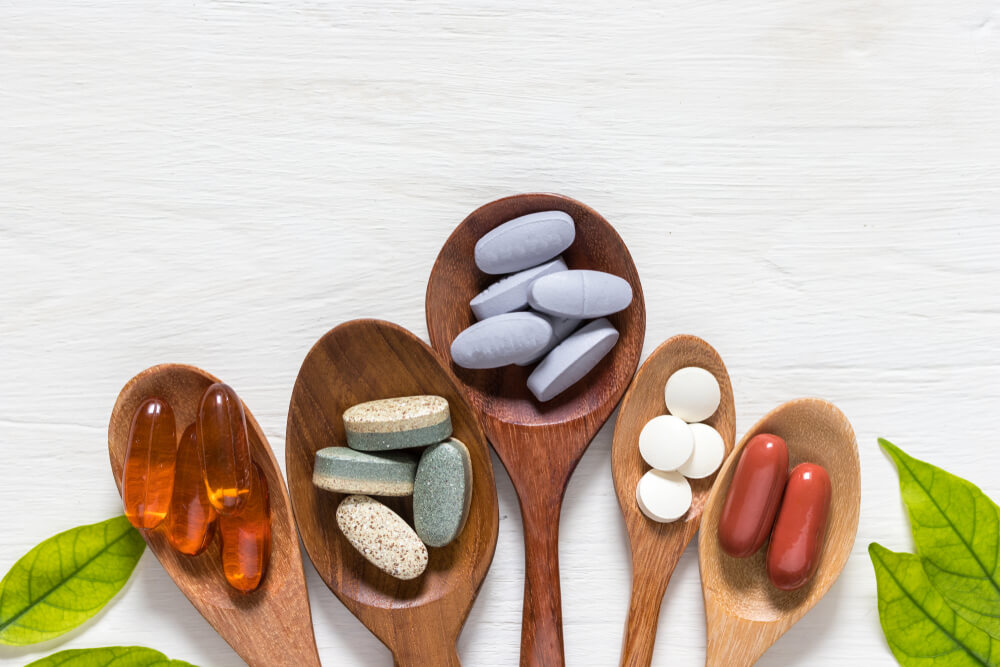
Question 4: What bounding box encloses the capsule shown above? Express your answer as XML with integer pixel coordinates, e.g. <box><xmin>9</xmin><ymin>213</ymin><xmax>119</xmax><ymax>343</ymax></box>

<box><xmin>219</xmin><ymin>461</ymin><xmax>271</xmax><ymax>592</ymax></box>
<box><xmin>767</xmin><ymin>463</ymin><xmax>832</xmax><ymax>590</ymax></box>
<box><xmin>122</xmin><ymin>397</ymin><xmax>178</xmax><ymax>530</ymax></box>
<box><xmin>164</xmin><ymin>424</ymin><xmax>217</xmax><ymax>555</ymax></box>
<box><xmin>197</xmin><ymin>383</ymin><xmax>253</xmax><ymax>514</ymax></box>
<box><xmin>717</xmin><ymin>433</ymin><xmax>788</xmax><ymax>558</ymax></box>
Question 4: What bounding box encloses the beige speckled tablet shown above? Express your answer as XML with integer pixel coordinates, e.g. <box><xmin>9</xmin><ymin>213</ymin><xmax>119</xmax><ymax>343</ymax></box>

<box><xmin>336</xmin><ymin>495</ymin><xmax>429</xmax><ymax>580</ymax></box>
<box><xmin>343</xmin><ymin>395</ymin><xmax>451</xmax><ymax>451</ymax></box>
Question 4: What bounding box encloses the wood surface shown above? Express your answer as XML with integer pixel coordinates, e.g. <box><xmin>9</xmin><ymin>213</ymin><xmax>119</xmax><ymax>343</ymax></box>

<box><xmin>107</xmin><ymin>364</ymin><xmax>321</xmax><ymax>667</ymax></box>
<box><xmin>426</xmin><ymin>193</ymin><xmax>646</xmax><ymax>666</ymax></box>
<box><xmin>698</xmin><ymin>399</ymin><xmax>861</xmax><ymax>667</ymax></box>
<box><xmin>284</xmin><ymin>319</ymin><xmax>499</xmax><ymax>667</ymax></box>
<box><xmin>612</xmin><ymin>336</ymin><xmax>736</xmax><ymax>667</ymax></box>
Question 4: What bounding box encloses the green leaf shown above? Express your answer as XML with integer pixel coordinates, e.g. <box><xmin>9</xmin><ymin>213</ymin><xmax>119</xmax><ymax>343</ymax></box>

<box><xmin>24</xmin><ymin>646</ymin><xmax>197</xmax><ymax>666</ymax></box>
<box><xmin>870</xmin><ymin>543</ymin><xmax>1000</xmax><ymax>666</ymax></box>
<box><xmin>880</xmin><ymin>438</ymin><xmax>1000</xmax><ymax>638</ymax></box>
<box><xmin>0</xmin><ymin>515</ymin><xmax>146</xmax><ymax>645</ymax></box>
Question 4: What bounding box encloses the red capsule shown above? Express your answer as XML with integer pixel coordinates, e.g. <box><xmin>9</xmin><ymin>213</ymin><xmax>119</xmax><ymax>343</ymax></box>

<box><xmin>219</xmin><ymin>461</ymin><xmax>271</xmax><ymax>593</ymax></box>
<box><xmin>122</xmin><ymin>397</ymin><xmax>178</xmax><ymax>530</ymax></box>
<box><xmin>767</xmin><ymin>463</ymin><xmax>832</xmax><ymax>590</ymax></box>
<box><xmin>164</xmin><ymin>424</ymin><xmax>218</xmax><ymax>555</ymax></box>
<box><xmin>718</xmin><ymin>433</ymin><xmax>789</xmax><ymax>558</ymax></box>
<box><xmin>197</xmin><ymin>383</ymin><xmax>253</xmax><ymax>514</ymax></box>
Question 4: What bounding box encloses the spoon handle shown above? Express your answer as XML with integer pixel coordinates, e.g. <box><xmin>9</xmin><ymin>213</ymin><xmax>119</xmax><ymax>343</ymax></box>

<box><xmin>619</xmin><ymin>552</ymin><xmax>676</xmax><ymax>667</ymax></box>
<box><xmin>393</xmin><ymin>645</ymin><xmax>460</xmax><ymax>667</ymax></box>
<box><xmin>519</xmin><ymin>491</ymin><xmax>566</xmax><ymax>667</ymax></box>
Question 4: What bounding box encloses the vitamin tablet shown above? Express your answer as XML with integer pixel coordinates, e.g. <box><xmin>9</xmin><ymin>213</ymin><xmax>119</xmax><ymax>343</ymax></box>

<box><xmin>767</xmin><ymin>463</ymin><xmax>831</xmax><ymax>590</ymax></box>
<box><xmin>313</xmin><ymin>447</ymin><xmax>417</xmax><ymax>496</ymax></box>
<box><xmin>664</xmin><ymin>367</ymin><xmax>721</xmax><ymax>423</ymax></box>
<box><xmin>343</xmin><ymin>395</ymin><xmax>451</xmax><ymax>452</ymax></box>
<box><xmin>470</xmin><ymin>257</ymin><xmax>567</xmax><ymax>321</ymax></box>
<box><xmin>219</xmin><ymin>461</ymin><xmax>271</xmax><ymax>593</ymax></box>
<box><xmin>451</xmin><ymin>311</ymin><xmax>553</xmax><ymax>369</ymax></box>
<box><xmin>165</xmin><ymin>423</ymin><xmax>218</xmax><ymax>556</ymax></box>
<box><xmin>677</xmin><ymin>423</ymin><xmax>726</xmax><ymax>479</ymax></box>
<box><xmin>474</xmin><ymin>210</ymin><xmax>575</xmax><ymax>275</ymax></box>
<box><xmin>638</xmin><ymin>415</ymin><xmax>695</xmax><ymax>471</ymax></box>
<box><xmin>413</xmin><ymin>438</ymin><xmax>473</xmax><ymax>548</ymax></box>
<box><xmin>198</xmin><ymin>383</ymin><xmax>254</xmax><ymax>515</ymax></box>
<box><xmin>516</xmin><ymin>313</ymin><xmax>581</xmax><ymax>366</ymax></box>
<box><xmin>528</xmin><ymin>270</ymin><xmax>633</xmax><ymax>319</ymax></box>
<box><xmin>526</xmin><ymin>318</ymin><xmax>619</xmax><ymax>402</ymax></box>
<box><xmin>717</xmin><ymin>434</ymin><xmax>788</xmax><ymax>558</ymax></box>
<box><xmin>635</xmin><ymin>470</ymin><xmax>692</xmax><ymax>522</ymax></box>
<box><xmin>337</xmin><ymin>494</ymin><xmax>429</xmax><ymax>580</ymax></box>
<box><xmin>122</xmin><ymin>397</ymin><xmax>177</xmax><ymax>530</ymax></box>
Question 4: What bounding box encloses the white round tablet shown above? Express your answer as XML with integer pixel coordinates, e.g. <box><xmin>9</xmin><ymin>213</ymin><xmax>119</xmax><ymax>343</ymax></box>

<box><xmin>638</xmin><ymin>415</ymin><xmax>694</xmax><ymax>471</ymax></box>
<box><xmin>677</xmin><ymin>423</ymin><xmax>726</xmax><ymax>479</ymax></box>
<box><xmin>635</xmin><ymin>470</ymin><xmax>692</xmax><ymax>522</ymax></box>
<box><xmin>664</xmin><ymin>367</ymin><xmax>721</xmax><ymax>423</ymax></box>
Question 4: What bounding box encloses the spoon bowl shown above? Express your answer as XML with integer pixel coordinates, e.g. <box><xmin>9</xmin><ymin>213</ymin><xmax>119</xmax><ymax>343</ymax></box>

<box><xmin>108</xmin><ymin>364</ymin><xmax>320</xmax><ymax>667</ymax></box>
<box><xmin>284</xmin><ymin>319</ymin><xmax>499</xmax><ymax>667</ymax></box>
<box><xmin>698</xmin><ymin>398</ymin><xmax>860</xmax><ymax>666</ymax></box>
<box><xmin>426</xmin><ymin>193</ymin><xmax>646</xmax><ymax>665</ymax></box>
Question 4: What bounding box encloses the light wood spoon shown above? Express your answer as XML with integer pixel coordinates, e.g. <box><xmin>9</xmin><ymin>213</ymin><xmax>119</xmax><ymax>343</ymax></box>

<box><xmin>612</xmin><ymin>335</ymin><xmax>736</xmax><ymax>667</ymax></box>
<box><xmin>426</xmin><ymin>193</ymin><xmax>646</xmax><ymax>666</ymax></box>
<box><xmin>284</xmin><ymin>319</ymin><xmax>499</xmax><ymax>667</ymax></box>
<box><xmin>698</xmin><ymin>398</ymin><xmax>860</xmax><ymax>666</ymax></box>
<box><xmin>108</xmin><ymin>363</ymin><xmax>321</xmax><ymax>667</ymax></box>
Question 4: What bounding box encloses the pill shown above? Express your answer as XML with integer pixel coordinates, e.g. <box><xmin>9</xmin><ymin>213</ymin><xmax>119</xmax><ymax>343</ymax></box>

<box><xmin>638</xmin><ymin>415</ymin><xmax>694</xmax><ymax>471</ymax></box>
<box><xmin>664</xmin><ymin>367</ymin><xmax>721</xmax><ymax>423</ymax></box>
<box><xmin>635</xmin><ymin>470</ymin><xmax>692</xmax><ymax>523</ymax></box>
<box><xmin>165</xmin><ymin>423</ymin><xmax>218</xmax><ymax>556</ymax></box>
<box><xmin>676</xmin><ymin>423</ymin><xmax>726</xmax><ymax>479</ymax></box>
<box><xmin>313</xmin><ymin>447</ymin><xmax>417</xmax><ymax>496</ymax></box>
<box><xmin>197</xmin><ymin>383</ymin><xmax>254</xmax><ymax>515</ymax></box>
<box><xmin>767</xmin><ymin>463</ymin><xmax>832</xmax><ymax>590</ymax></box>
<box><xmin>337</xmin><ymin>494</ymin><xmax>429</xmax><ymax>580</ymax></box>
<box><xmin>470</xmin><ymin>257</ymin><xmax>567</xmax><ymax>321</ymax></box>
<box><xmin>717</xmin><ymin>434</ymin><xmax>789</xmax><ymax>558</ymax></box>
<box><xmin>343</xmin><ymin>395</ymin><xmax>452</xmax><ymax>452</ymax></box>
<box><xmin>122</xmin><ymin>397</ymin><xmax>178</xmax><ymax>530</ymax></box>
<box><xmin>474</xmin><ymin>210</ymin><xmax>575</xmax><ymax>274</ymax></box>
<box><xmin>413</xmin><ymin>438</ymin><xmax>473</xmax><ymax>548</ymax></box>
<box><xmin>516</xmin><ymin>313</ymin><xmax>582</xmax><ymax>366</ymax></box>
<box><xmin>219</xmin><ymin>461</ymin><xmax>271</xmax><ymax>593</ymax></box>
<box><xmin>527</xmin><ymin>318</ymin><xmax>619</xmax><ymax>402</ymax></box>
<box><xmin>528</xmin><ymin>270</ymin><xmax>633</xmax><ymax>319</ymax></box>
<box><xmin>450</xmin><ymin>311</ymin><xmax>553</xmax><ymax>370</ymax></box>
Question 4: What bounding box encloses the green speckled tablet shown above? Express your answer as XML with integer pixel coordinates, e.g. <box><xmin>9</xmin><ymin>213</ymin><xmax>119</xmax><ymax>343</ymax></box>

<box><xmin>413</xmin><ymin>438</ymin><xmax>473</xmax><ymax>547</ymax></box>
<box><xmin>343</xmin><ymin>395</ymin><xmax>452</xmax><ymax>451</ymax></box>
<box><xmin>312</xmin><ymin>447</ymin><xmax>417</xmax><ymax>496</ymax></box>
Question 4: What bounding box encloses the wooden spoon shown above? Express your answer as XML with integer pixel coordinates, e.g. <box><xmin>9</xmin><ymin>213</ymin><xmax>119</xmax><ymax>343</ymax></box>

<box><xmin>611</xmin><ymin>335</ymin><xmax>736</xmax><ymax>667</ymax></box>
<box><xmin>425</xmin><ymin>193</ymin><xmax>646</xmax><ymax>666</ymax></box>
<box><xmin>697</xmin><ymin>398</ymin><xmax>861</xmax><ymax>666</ymax></box>
<box><xmin>108</xmin><ymin>363</ymin><xmax>321</xmax><ymax>667</ymax></box>
<box><xmin>284</xmin><ymin>319</ymin><xmax>499</xmax><ymax>667</ymax></box>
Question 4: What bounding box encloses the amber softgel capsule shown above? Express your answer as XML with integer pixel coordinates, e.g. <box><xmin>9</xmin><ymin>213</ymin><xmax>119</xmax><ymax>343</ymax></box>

<box><xmin>219</xmin><ymin>461</ymin><xmax>272</xmax><ymax>592</ymax></box>
<box><xmin>197</xmin><ymin>383</ymin><xmax>253</xmax><ymax>514</ymax></box>
<box><xmin>122</xmin><ymin>397</ymin><xmax>178</xmax><ymax>530</ymax></box>
<box><xmin>164</xmin><ymin>423</ymin><xmax>217</xmax><ymax>555</ymax></box>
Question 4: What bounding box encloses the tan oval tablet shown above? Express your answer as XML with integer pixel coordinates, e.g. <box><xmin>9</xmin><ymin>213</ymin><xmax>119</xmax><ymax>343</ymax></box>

<box><xmin>335</xmin><ymin>494</ymin><xmax>428</xmax><ymax>580</ymax></box>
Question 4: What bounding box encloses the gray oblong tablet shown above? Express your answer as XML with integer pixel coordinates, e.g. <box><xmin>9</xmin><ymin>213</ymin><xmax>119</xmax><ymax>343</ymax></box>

<box><xmin>450</xmin><ymin>311</ymin><xmax>553</xmax><ymax>369</ymax></box>
<box><xmin>516</xmin><ymin>312</ymin><xmax>582</xmax><ymax>366</ymax></box>
<box><xmin>313</xmin><ymin>447</ymin><xmax>417</xmax><ymax>496</ymax></box>
<box><xmin>413</xmin><ymin>438</ymin><xmax>473</xmax><ymax>547</ymax></box>
<box><xmin>527</xmin><ymin>318</ymin><xmax>619</xmax><ymax>402</ymax></box>
<box><xmin>474</xmin><ymin>211</ymin><xmax>576</xmax><ymax>274</ymax></box>
<box><xmin>529</xmin><ymin>270</ymin><xmax>633</xmax><ymax>318</ymax></box>
<box><xmin>470</xmin><ymin>257</ymin><xmax>567</xmax><ymax>320</ymax></box>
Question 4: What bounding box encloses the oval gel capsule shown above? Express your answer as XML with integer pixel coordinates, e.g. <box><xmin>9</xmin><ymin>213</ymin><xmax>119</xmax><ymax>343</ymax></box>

<box><xmin>767</xmin><ymin>463</ymin><xmax>831</xmax><ymax>590</ymax></box>
<box><xmin>219</xmin><ymin>461</ymin><xmax>271</xmax><ymax>593</ymax></box>
<box><xmin>197</xmin><ymin>383</ymin><xmax>253</xmax><ymax>514</ymax></box>
<box><xmin>717</xmin><ymin>433</ymin><xmax>788</xmax><ymax>558</ymax></box>
<box><xmin>165</xmin><ymin>423</ymin><xmax>217</xmax><ymax>555</ymax></box>
<box><xmin>122</xmin><ymin>397</ymin><xmax>178</xmax><ymax>530</ymax></box>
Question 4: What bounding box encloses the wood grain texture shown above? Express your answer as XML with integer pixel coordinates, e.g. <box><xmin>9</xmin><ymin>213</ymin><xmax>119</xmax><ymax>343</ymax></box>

<box><xmin>1</xmin><ymin>0</ymin><xmax>999</xmax><ymax>664</ymax></box>
<box><xmin>108</xmin><ymin>365</ymin><xmax>320</xmax><ymax>667</ymax></box>
<box><xmin>612</xmin><ymin>336</ymin><xmax>736</xmax><ymax>667</ymax></box>
<box><xmin>426</xmin><ymin>193</ymin><xmax>646</xmax><ymax>666</ymax></box>
<box><xmin>285</xmin><ymin>319</ymin><xmax>498</xmax><ymax>667</ymax></box>
<box><xmin>698</xmin><ymin>399</ymin><xmax>861</xmax><ymax>667</ymax></box>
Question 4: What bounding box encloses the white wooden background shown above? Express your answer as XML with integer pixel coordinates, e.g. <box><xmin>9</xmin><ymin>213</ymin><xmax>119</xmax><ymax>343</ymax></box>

<box><xmin>2</xmin><ymin>1</ymin><xmax>999</xmax><ymax>665</ymax></box>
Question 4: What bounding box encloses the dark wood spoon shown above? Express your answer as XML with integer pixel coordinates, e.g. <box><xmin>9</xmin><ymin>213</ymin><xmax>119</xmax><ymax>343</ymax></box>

<box><xmin>108</xmin><ymin>363</ymin><xmax>321</xmax><ymax>667</ymax></box>
<box><xmin>285</xmin><ymin>319</ymin><xmax>499</xmax><ymax>667</ymax></box>
<box><xmin>426</xmin><ymin>193</ymin><xmax>646</xmax><ymax>666</ymax></box>
<box><xmin>611</xmin><ymin>335</ymin><xmax>735</xmax><ymax>666</ymax></box>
